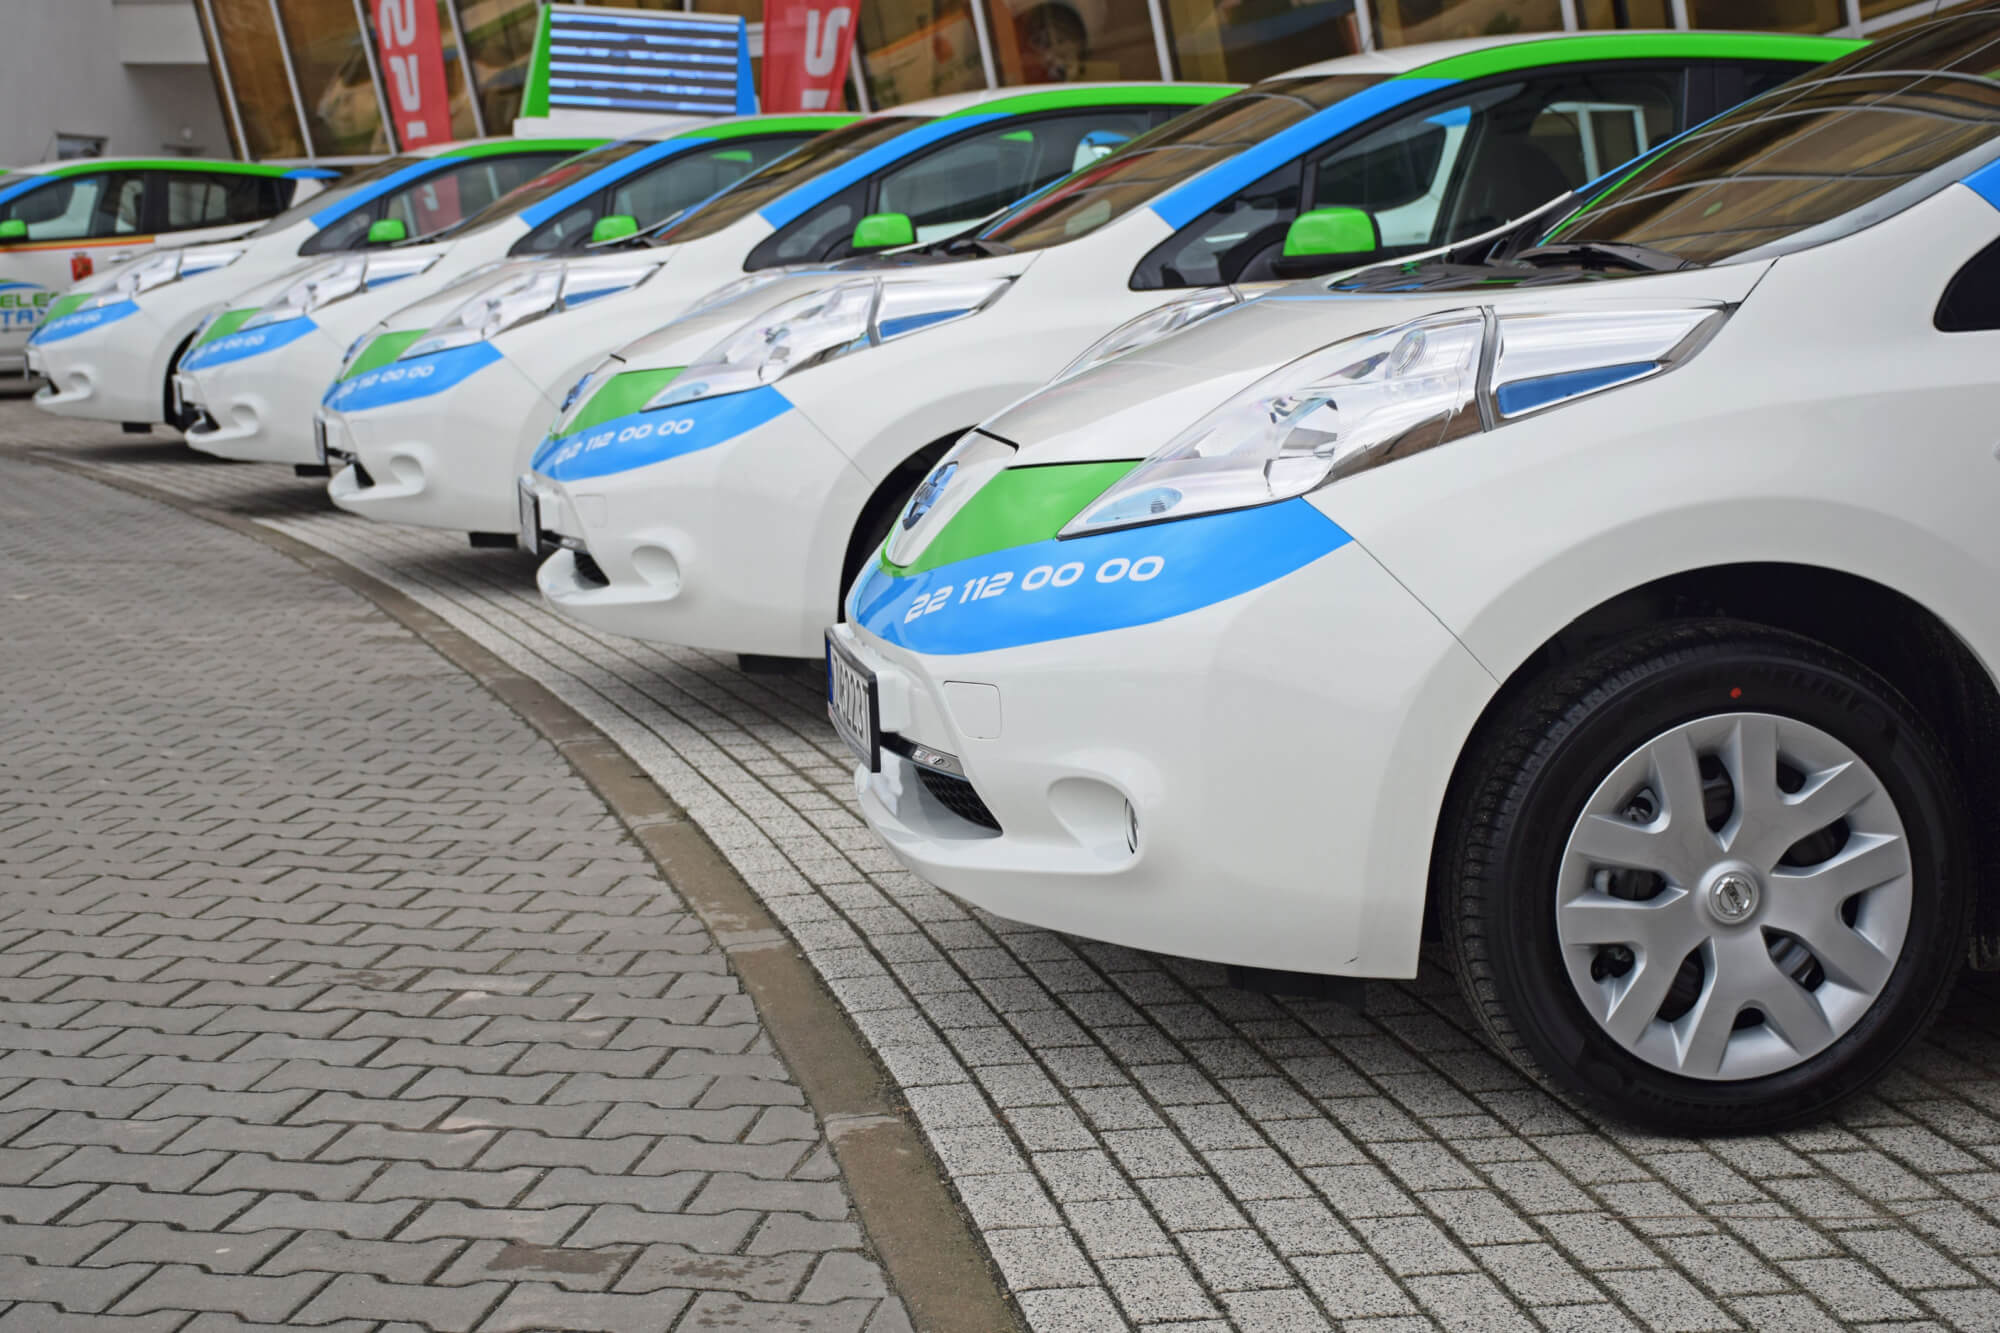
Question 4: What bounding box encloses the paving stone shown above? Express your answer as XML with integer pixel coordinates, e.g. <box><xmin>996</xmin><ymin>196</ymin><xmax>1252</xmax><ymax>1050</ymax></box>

<box><xmin>22</xmin><ymin>410</ymin><xmax>2000</xmax><ymax>1333</ymax></box>
<box><xmin>111</xmin><ymin>1264</ymin><xmax>327</xmax><ymax>1322</ymax></box>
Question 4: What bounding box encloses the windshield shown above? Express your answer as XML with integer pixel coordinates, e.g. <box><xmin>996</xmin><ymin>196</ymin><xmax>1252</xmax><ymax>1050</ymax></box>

<box><xmin>974</xmin><ymin>76</ymin><xmax>1386</xmax><ymax>253</ymax></box>
<box><xmin>249</xmin><ymin>155</ymin><xmax>421</xmax><ymax>236</ymax></box>
<box><xmin>1539</xmin><ymin>16</ymin><xmax>2000</xmax><ymax>266</ymax></box>
<box><xmin>439</xmin><ymin>141</ymin><xmax>652</xmax><ymax>239</ymax></box>
<box><xmin>653</xmin><ymin>117</ymin><xmax>923</xmax><ymax>245</ymax></box>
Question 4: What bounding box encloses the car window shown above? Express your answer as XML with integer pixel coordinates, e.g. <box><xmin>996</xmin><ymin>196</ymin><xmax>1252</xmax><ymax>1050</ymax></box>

<box><xmin>0</xmin><ymin>172</ymin><xmax>148</xmax><ymax>241</ymax></box>
<box><xmin>250</xmin><ymin>155</ymin><xmax>419</xmax><ymax>239</ymax></box>
<box><xmin>302</xmin><ymin>153</ymin><xmax>569</xmax><ymax>254</ymax></box>
<box><xmin>751</xmin><ymin>185</ymin><xmax>867</xmax><ymax>265</ymax></box>
<box><xmin>612</xmin><ymin>138</ymin><xmax>807</xmax><ymax>228</ymax></box>
<box><xmin>978</xmin><ymin>75</ymin><xmax>1386</xmax><ymax>255</ymax></box>
<box><xmin>1936</xmin><ymin>233</ymin><xmax>2000</xmax><ymax>332</ymax></box>
<box><xmin>1134</xmin><ymin>70</ymin><xmax>1680</xmax><ymax>289</ymax></box>
<box><xmin>158</xmin><ymin>172</ymin><xmax>282</xmax><ymax>231</ymax></box>
<box><xmin>874</xmin><ymin>110</ymin><xmax>1167</xmax><ymax>243</ymax></box>
<box><xmin>1544</xmin><ymin>20</ymin><xmax>2000</xmax><ymax>266</ymax></box>
<box><xmin>657</xmin><ymin>117</ymin><xmax>925</xmax><ymax>246</ymax></box>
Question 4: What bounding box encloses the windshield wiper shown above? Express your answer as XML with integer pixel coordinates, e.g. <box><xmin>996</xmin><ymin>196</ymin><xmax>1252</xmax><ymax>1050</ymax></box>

<box><xmin>1509</xmin><ymin>241</ymin><xmax>1689</xmax><ymax>273</ymax></box>
<box><xmin>922</xmin><ymin>235</ymin><xmax>1014</xmax><ymax>259</ymax></box>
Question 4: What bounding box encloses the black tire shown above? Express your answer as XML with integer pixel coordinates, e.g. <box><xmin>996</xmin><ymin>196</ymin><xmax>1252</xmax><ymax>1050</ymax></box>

<box><xmin>1440</xmin><ymin>619</ymin><xmax>1970</xmax><ymax>1132</ymax></box>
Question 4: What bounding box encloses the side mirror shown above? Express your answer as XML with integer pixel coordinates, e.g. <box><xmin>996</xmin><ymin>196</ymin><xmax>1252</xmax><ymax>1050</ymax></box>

<box><xmin>0</xmin><ymin>219</ymin><xmax>25</xmax><ymax>243</ymax></box>
<box><xmin>1271</xmin><ymin>207</ymin><xmax>1380</xmax><ymax>278</ymax></box>
<box><xmin>851</xmin><ymin>212</ymin><xmax>915</xmax><ymax>251</ymax></box>
<box><xmin>590</xmin><ymin>214</ymin><xmax>638</xmax><ymax>244</ymax></box>
<box><xmin>366</xmin><ymin>217</ymin><xmax>407</xmax><ymax>245</ymax></box>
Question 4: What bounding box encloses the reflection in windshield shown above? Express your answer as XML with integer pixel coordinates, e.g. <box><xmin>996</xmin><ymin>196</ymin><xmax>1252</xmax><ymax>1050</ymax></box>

<box><xmin>1543</xmin><ymin>17</ymin><xmax>2000</xmax><ymax>266</ymax></box>
<box><xmin>438</xmin><ymin>142</ymin><xmax>649</xmax><ymax>239</ymax></box>
<box><xmin>976</xmin><ymin>75</ymin><xmax>1387</xmax><ymax>252</ymax></box>
<box><xmin>654</xmin><ymin>118</ymin><xmax>924</xmax><ymax>245</ymax></box>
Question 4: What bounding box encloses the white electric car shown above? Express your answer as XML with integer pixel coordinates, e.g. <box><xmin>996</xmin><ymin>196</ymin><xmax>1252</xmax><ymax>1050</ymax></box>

<box><xmin>319</xmin><ymin>83</ymin><xmax>1237</xmax><ymax>541</ymax></box>
<box><xmin>526</xmin><ymin>31</ymin><xmax>1851</xmax><ymax>661</ymax></box>
<box><xmin>831</xmin><ymin>16</ymin><xmax>2000</xmax><ymax>1130</ymax></box>
<box><xmin>27</xmin><ymin>136</ymin><xmax>604</xmax><ymax>432</ymax></box>
<box><xmin>175</xmin><ymin>116</ymin><xmax>851</xmax><ymax>469</ymax></box>
<box><xmin>0</xmin><ymin>157</ymin><xmax>332</xmax><ymax>380</ymax></box>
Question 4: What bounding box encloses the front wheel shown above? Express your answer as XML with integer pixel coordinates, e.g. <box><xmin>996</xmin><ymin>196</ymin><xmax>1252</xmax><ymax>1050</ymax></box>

<box><xmin>1442</xmin><ymin>621</ymin><xmax>1970</xmax><ymax>1131</ymax></box>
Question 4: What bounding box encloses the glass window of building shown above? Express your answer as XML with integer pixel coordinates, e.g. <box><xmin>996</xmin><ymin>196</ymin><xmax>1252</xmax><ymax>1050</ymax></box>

<box><xmin>455</xmin><ymin>0</ymin><xmax>542</xmax><ymax>131</ymax></box>
<box><xmin>211</xmin><ymin>2</ymin><xmax>309</xmax><ymax>159</ymax></box>
<box><xmin>1371</xmin><ymin>0</ymin><xmax>1564</xmax><ymax>45</ymax></box>
<box><xmin>1163</xmin><ymin>0</ymin><xmax>1361</xmax><ymax>85</ymax></box>
<box><xmin>1685</xmin><ymin>0</ymin><xmax>1845</xmax><ymax>30</ymax></box>
<box><xmin>1575</xmin><ymin>0</ymin><xmax>1672</xmax><ymax>25</ymax></box>
<box><xmin>986</xmin><ymin>0</ymin><xmax>1161</xmax><ymax>84</ymax></box>
<box><xmin>432</xmin><ymin>2</ymin><xmax>484</xmax><ymax>140</ymax></box>
<box><xmin>855</xmin><ymin>0</ymin><xmax>989</xmax><ymax>108</ymax></box>
<box><xmin>276</xmin><ymin>0</ymin><xmax>392</xmax><ymax>157</ymax></box>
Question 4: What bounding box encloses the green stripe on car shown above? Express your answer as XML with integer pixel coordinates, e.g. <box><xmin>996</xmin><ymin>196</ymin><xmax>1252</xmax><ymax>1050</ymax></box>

<box><xmin>1402</xmin><ymin>32</ymin><xmax>1863</xmax><ymax>81</ymax></box>
<box><xmin>569</xmin><ymin>367</ymin><xmax>683</xmax><ymax>436</ymax></box>
<box><xmin>342</xmin><ymin>330</ymin><xmax>426</xmax><ymax>380</ymax></box>
<box><xmin>442</xmin><ymin>139</ymin><xmax>605</xmax><ymax>158</ymax></box>
<box><xmin>42</xmin><ymin>158</ymin><xmax>301</xmax><ymax>178</ymax></box>
<box><xmin>942</xmin><ymin>85</ymin><xmax>1238</xmax><ymax>118</ymax></box>
<box><xmin>197</xmin><ymin>309</ymin><xmax>256</xmax><ymax>346</ymax></box>
<box><xmin>683</xmin><ymin>116</ymin><xmax>854</xmax><ymax>139</ymax></box>
<box><xmin>42</xmin><ymin>292</ymin><xmax>89</xmax><ymax>323</ymax></box>
<box><xmin>884</xmin><ymin>460</ymin><xmax>1140</xmax><ymax>577</ymax></box>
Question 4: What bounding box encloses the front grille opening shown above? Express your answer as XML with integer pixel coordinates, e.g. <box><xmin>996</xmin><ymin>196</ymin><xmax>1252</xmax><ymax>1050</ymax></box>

<box><xmin>917</xmin><ymin>767</ymin><xmax>1001</xmax><ymax>832</ymax></box>
<box><xmin>573</xmin><ymin>551</ymin><xmax>610</xmax><ymax>586</ymax></box>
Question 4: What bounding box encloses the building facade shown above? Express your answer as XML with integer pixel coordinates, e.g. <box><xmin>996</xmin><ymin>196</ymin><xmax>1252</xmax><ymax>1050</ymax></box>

<box><xmin>12</xmin><ymin>0</ymin><xmax>1975</xmax><ymax>165</ymax></box>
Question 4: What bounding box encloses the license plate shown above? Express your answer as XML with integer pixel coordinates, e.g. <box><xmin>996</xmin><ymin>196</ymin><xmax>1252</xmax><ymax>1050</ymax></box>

<box><xmin>517</xmin><ymin>478</ymin><xmax>540</xmax><ymax>554</ymax></box>
<box><xmin>313</xmin><ymin>415</ymin><xmax>329</xmax><ymax>467</ymax></box>
<box><xmin>826</xmin><ymin>632</ymin><xmax>880</xmax><ymax>771</ymax></box>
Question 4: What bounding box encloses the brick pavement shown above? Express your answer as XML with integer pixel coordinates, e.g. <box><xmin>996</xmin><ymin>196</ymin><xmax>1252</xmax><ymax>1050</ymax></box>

<box><xmin>14</xmin><ymin>403</ymin><xmax>2000</xmax><ymax>1331</ymax></box>
<box><xmin>0</xmin><ymin>445</ymin><xmax>912</xmax><ymax>1331</ymax></box>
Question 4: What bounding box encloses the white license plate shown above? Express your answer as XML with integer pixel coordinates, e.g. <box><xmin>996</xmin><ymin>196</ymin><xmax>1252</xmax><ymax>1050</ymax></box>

<box><xmin>517</xmin><ymin>478</ymin><xmax>540</xmax><ymax>554</ymax></box>
<box><xmin>826</xmin><ymin>633</ymin><xmax>879</xmax><ymax>771</ymax></box>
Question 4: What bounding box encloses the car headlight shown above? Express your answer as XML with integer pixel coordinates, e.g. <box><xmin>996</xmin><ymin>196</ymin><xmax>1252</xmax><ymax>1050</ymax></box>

<box><xmin>649</xmin><ymin>275</ymin><xmax>1011</xmax><ymax>410</ymax></box>
<box><xmin>242</xmin><ymin>252</ymin><xmax>441</xmax><ymax>331</ymax></box>
<box><xmin>401</xmin><ymin>260</ymin><xmax>657</xmax><ymax>359</ymax></box>
<box><xmin>83</xmin><ymin>245</ymin><xmax>244</xmax><ymax>309</ymax></box>
<box><xmin>1064</xmin><ymin>304</ymin><xmax>1728</xmax><ymax>535</ymax></box>
<box><xmin>1054</xmin><ymin>288</ymin><xmax>1243</xmax><ymax>384</ymax></box>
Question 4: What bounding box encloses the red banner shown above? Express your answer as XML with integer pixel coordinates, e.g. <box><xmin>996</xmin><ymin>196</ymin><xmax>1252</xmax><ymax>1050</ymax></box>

<box><xmin>762</xmin><ymin>0</ymin><xmax>862</xmax><ymax>112</ymax></box>
<box><xmin>374</xmin><ymin>0</ymin><xmax>454</xmax><ymax>148</ymax></box>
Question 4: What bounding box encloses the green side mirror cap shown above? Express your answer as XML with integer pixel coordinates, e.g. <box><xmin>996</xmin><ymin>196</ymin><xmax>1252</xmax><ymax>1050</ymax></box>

<box><xmin>1283</xmin><ymin>206</ymin><xmax>1378</xmax><ymax>259</ymax></box>
<box><xmin>591</xmin><ymin>214</ymin><xmax>639</xmax><ymax>244</ymax></box>
<box><xmin>366</xmin><ymin>217</ymin><xmax>407</xmax><ymax>245</ymax></box>
<box><xmin>0</xmin><ymin>219</ymin><xmax>26</xmax><ymax>242</ymax></box>
<box><xmin>851</xmin><ymin>212</ymin><xmax>915</xmax><ymax>251</ymax></box>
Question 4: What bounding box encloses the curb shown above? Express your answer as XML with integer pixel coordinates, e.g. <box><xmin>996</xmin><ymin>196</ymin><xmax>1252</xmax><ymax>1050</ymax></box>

<box><xmin>18</xmin><ymin>446</ymin><xmax>1023</xmax><ymax>1333</ymax></box>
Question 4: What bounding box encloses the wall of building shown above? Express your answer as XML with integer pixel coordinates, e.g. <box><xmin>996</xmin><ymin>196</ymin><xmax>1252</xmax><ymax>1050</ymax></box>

<box><xmin>0</xmin><ymin>1</ymin><xmax>231</xmax><ymax>168</ymax></box>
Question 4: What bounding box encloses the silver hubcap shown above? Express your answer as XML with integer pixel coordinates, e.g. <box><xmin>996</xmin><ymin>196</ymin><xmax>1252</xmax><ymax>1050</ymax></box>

<box><xmin>1556</xmin><ymin>712</ymin><xmax>1912</xmax><ymax>1082</ymax></box>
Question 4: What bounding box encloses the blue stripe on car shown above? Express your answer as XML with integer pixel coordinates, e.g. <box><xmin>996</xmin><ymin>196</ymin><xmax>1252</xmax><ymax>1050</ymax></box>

<box><xmin>849</xmin><ymin>497</ymin><xmax>1351</xmax><ymax>655</ymax></box>
<box><xmin>321</xmin><ymin>342</ymin><xmax>503</xmax><ymax>412</ymax></box>
<box><xmin>179</xmin><ymin>317</ymin><xmax>319</xmax><ymax>371</ymax></box>
<box><xmin>1963</xmin><ymin>155</ymin><xmax>2000</xmax><ymax>211</ymax></box>
<box><xmin>310</xmin><ymin>158</ymin><xmax>473</xmax><ymax>229</ymax></box>
<box><xmin>1150</xmin><ymin>79</ymin><xmax>1451</xmax><ymax>230</ymax></box>
<box><xmin>758</xmin><ymin>116</ymin><xmax>1004</xmax><ymax>230</ymax></box>
<box><xmin>530</xmin><ymin>386</ymin><xmax>791</xmax><ymax>481</ymax></box>
<box><xmin>29</xmin><ymin>301</ymin><xmax>139</xmax><ymax>344</ymax></box>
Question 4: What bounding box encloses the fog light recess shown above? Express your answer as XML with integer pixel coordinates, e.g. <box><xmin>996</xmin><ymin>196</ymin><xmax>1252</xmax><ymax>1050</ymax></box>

<box><xmin>1048</xmin><ymin>776</ymin><xmax>1140</xmax><ymax>862</ymax></box>
<box><xmin>630</xmin><ymin>544</ymin><xmax>682</xmax><ymax>597</ymax></box>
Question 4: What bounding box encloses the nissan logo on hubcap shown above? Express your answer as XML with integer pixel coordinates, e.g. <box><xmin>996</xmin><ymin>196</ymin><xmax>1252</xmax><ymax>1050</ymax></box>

<box><xmin>1708</xmin><ymin>870</ymin><xmax>1760</xmax><ymax>924</ymax></box>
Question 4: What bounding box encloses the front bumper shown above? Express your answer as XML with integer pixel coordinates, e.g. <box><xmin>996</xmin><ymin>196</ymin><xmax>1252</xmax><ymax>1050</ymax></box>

<box><xmin>30</xmin><ymin>304</ymin><xmax>169</xmax><ymax>423</ymax></box>
<box><xmin>325</xmin><ymin>349</ymin><xmax>552</xmax><ymax>536</ymax></box>
<box><xmin>837</xmin><ymin>538</ymin><xmax>1496</xmax><ymax>977</ymax></box>
<box><xmin>534</xmin><ymin>404</ymin><xmax>873</xmax><ymax>659</ymax></box>
<box><xmin>181</xmin><ymin>322</ymin><xmax>347</xmax><ymax>465</ymax></box>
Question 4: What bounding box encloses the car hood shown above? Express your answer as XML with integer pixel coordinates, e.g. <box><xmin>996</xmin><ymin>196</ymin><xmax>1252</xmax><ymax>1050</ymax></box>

<box><xmin>601</xmin><ymin>252</ymin><xmax>1034</xmax><ymax>375</ymax></box>
<box><xmin>987</xmin><ymin>260</ymin><xmax>1776</xmax><ymax>467</ymax></box>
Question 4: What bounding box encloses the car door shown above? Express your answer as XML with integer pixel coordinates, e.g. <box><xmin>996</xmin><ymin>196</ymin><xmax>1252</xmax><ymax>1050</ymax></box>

<box><xmin>0</xmin><ymin>169</ymin><xmax>152</xmax><ymax>363</ymax></box>
<box><xmin>1130</xmin><ymin>62</ymin><xmax>1759</xmax><ymax>289</ymax></box>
